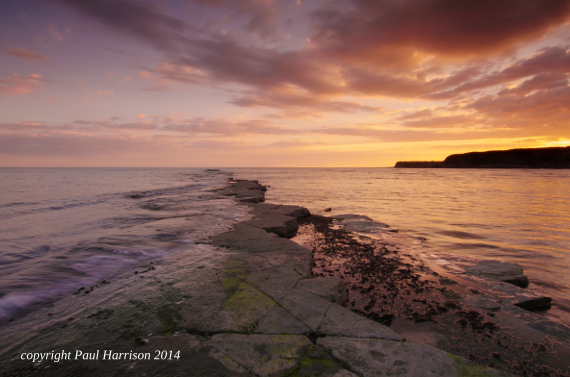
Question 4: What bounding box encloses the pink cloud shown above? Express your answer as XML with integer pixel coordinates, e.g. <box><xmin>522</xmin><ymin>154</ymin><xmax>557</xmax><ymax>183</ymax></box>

<box><xmin>1</xmin><ymin>47</ymin><xmax>47</xmax><ymax>61</ymax></box>
<box><xmin>0</xmin><ymin>74</ymin><xmax>45</xmax><ymax>96</ymax></box>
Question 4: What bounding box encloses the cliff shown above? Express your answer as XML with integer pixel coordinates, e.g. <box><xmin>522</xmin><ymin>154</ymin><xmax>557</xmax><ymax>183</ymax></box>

<box><xmin>395</xmin><ymin>146</ymin><xmax>570</xmax><ymax>168</ymax></box>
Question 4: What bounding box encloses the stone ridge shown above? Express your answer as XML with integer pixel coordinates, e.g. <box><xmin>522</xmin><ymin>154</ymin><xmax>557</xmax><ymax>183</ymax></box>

<box><xmin>217</xmin><ymin>179</ymin><xmax>268</xmax><ymax>203</ymax></box>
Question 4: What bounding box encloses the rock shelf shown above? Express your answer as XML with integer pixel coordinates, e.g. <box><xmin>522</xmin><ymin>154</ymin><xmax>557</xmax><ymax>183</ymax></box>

<box><xmin>1</xmin><ymin>179</ymin><xmax>564</xmax><ymax>376</ymax></box>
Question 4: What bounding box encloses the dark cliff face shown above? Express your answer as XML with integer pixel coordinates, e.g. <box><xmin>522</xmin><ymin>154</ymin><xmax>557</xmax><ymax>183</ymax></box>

<box><xmin>394</xmin><ymin>161</ymin><xmax>444</xmax><ymax>168</ymax></box>
<box><xmin>442</xmin><ymin>146</ymin><xmax>570</xmax><ymax>168</ymax></box>
<box><xmin>395</xmin><ymin>146</ymin><xmax>570</xmax><ymax>168</ymax></box>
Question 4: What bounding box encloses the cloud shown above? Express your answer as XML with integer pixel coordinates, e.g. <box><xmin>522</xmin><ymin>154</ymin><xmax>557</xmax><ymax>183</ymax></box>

<box><xmin>497</xmin><ymin>72</ymin><xmax>568</xmax><ymax>96</ymax></box>
<box><xmin>192</xmin><ymin>0</ymin><xmax>286</xmax><ymax>42</ymax></box>
<box><xmin>0</xmin><ymin>73</ymin><xmax>45</xmax><ymax>96</ymax></box>
<box><xmin>48</xmin><ymin>0</ymin><xmax>570</xmax><ymax>139</ymax></box>
<box><xmin>90</xmin><ymin>90</ymin><xmax>114</xmax><ymax>98</ymax></box>
<box><xmin>1</xmin><ymin>47</ymin><xmax>47</xmax><ymax>61</ymax></box>
<box><xmin>0</xmin><ymin>115</ymin><xmax>304</xmax><ymax>139</ymax></box>
<box><xmin>427</xmin><ymin>47</ymin><xmax>570</xmax><ymax>99</ymax></box>
<box><xmin>0</xmin><ymin>133</ymin><xmax>177</xmax><ymax>161</ymax></box>
<box><xmin>48</xmin><ymin>25</ymin><xmax>70</xmax><ymax>41</ymax></box>
<box><xmin>49</xmin><ymin>0</ymin><xmax>188</xmax><ymax>51</ymax></box>
<box><xmin>230</xmin><ymin>91</ymin><xmax>383</xmax><ymax>114</ymax></box>
<box><xmin>311</xmin><ymin>0</ymin><xmax>570</xmax><ymax>59</ymax></box>
<box><xmin>466</xmin><ymin>85</ymin><xmax>570</xmax><ymax>129</ymax></box>
<box><xmin>396</xmin><ymin>109</ymin><xmax>434</xmax><ymax>120</ymax></box>
<box><xmin>400</xmin><ymin>114</ymin><xmax>481</xmax><ymax>129</ymax></box>
<box><xmin>163</xmin><ymin>117</ymin><xmax>303</xmax><ymax>136</ymax></box>
<box><xmin>311</xmin><ymin>125</ymin><xmax>526</xmax><ymax>143</ymax></box>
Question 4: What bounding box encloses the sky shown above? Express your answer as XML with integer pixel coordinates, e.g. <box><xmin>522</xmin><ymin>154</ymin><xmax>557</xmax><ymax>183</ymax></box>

<box><xmin>1</xmin><ymin>0</ymin><xmax>570</xmax><ymax>167</ymax></box>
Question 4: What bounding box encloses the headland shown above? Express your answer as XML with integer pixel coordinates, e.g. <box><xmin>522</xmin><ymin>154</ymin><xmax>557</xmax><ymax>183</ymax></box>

<box><xmin>395</xmin><ymin>146</ymin><xmax>570</xmax><ymax>168</ymax></box>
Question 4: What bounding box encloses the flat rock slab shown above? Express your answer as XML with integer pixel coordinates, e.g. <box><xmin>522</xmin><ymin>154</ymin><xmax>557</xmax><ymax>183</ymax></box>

<box><xmin>320</xmin><ymin>305</ymin><xmax>403</xmax><ymax>341</ymax></box>
<box><xmin>244</xmin><ymin>214</ymin><xmax>299</xmax><ymax>239</ymax></box>
<box><xmin>318</xmin><ymin>337</ymin><xmax>508</xmax><ymax>377</ymax></box>
<box><xmin>297</xmin><ymin>277</ymin><xmax>347</xmax><ymax>305</ymax></box>
<box><xmin>464</xmin><ymin>260</ymin><xmax>529</xmax><ymax>288</ymax></box>
<box><xmin>272</xmin><ymin>204</ymin><xmax>311</xmax><ymax>219</ymax></box>
<box><xmin>254</xmin><ymin>306</ymin><xmax>311</xmax><ymax>335</ymax></box>
<box><xmin>217</xmin><ymin>180</ymin><xmax>267</xmax><ymax>203</ymax></box>
<box><xmin>242</xmin><ymin>202</ymin><xmax>311</xmax><ymax>238</ymax></box>
<box><xmin>179</xmin><ymin>263</ymin><xmax>277</xmax><ymax>334</ymax></box>
<box><xmin>280</xmin><ymin>288</ymin><xmax>333</xmax><ymax>331</ymax></box>
<box><xmin>208</xmin><ymin>334</ymin><xmax>311</xmax><ymax>377</ymax></box>
<box><xmin>211</xmin><ymin>222</ymin><xmax>309</xmax><ymax>255</ymax></box>
<box><xmin>333</xmin><ymin>215</ymin><xmax>398</xmax><ymax>233</ymax></box>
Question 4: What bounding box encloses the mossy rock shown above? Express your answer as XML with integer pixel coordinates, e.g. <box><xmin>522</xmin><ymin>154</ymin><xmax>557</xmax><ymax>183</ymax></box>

<box><xmin>283</xmin><ymin>345</ymin><xmax>344</xmax><ymax>377</ymax></box>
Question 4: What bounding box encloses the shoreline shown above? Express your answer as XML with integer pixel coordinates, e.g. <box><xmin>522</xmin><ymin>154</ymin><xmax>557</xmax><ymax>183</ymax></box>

<box><xmin>295</xmin><ymin>213</ymin><xmax>570</xmax><ymax>376</ymax></box>
<box><xmin>0</xmin><ymin>179</ymin><xmax>568</xmax><ymax>376</ymax></box>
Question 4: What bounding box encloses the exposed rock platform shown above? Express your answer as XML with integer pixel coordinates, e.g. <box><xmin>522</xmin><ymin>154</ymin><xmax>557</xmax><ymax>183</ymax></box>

<box><xmin>0</xmin><ymin>179</ymin><xmax>510</xmax><ymax>377</ymax></box>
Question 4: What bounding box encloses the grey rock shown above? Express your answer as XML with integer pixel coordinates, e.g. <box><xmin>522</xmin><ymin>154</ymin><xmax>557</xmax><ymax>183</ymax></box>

<box><xmin>182</xmin><ymin>267</ymin><xmax>277</xmax><ymax>333</ymax></box>
<box><xmin>318</xmin><ymin>337</ymin><xmax>508</xmax><ymax>377</ymax></box>
<box><xmin>490</xmin><ymin>282</ymin><xmax>552</xmax><ymax>311</ymax></box>
<box><xmin>319</xmin><ymin>305</ymin><xmax>403</xmax><ymax>341</ymax></box>
<box><xmin>514</xmin><ymin>296</ymin><xmax>552</xmax><ymax>311</ymax></box>
<box><xmin>241</xmin><ymin>203</ymin><xmax>311</xmax><ymax>238</ymax></box>
<box><xmin>211</xmin><ymin>223</ymin><xmax>309</xmax><ymax>255</ymax></box>
<box><xmin>464</xmin><ymin>260</ymin><xmax>529</xmax><ymax>288</ymax></box>
<box><xmin>217</xmin><ymin>180</ymin><xmax>266</xmax><ymax>203</ymax></box>
<box><xmin>244</xmin><ymin>214</ymin><xmax>298</xmax><ymax>238</ymax></box>
<box><xmin>280</xmin><ymin>288</ymin><xmax>333</xmax><ymax>331</ymax></box>
<box><xmin>208</xmin><ymin>334</ymin><xmax>311</xmax><ymax>377</ymax></box>
<box><xmin>273</xmin><ymin>204</ymin><xmax>311</xmax><ymax>219</ymax></box>
<box><xmin>254</xmin><ymin>306</ymin><xmax>310</xmax><ymax>335</ymax></box>
<box><xmin>297</xmin><ymin>277</ymin><xmax>347</xmax><ymax>305</ymax></box>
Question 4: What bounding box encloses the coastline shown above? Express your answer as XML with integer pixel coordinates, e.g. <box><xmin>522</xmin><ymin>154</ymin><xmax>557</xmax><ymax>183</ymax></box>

<box><xmin>0</xmin><ymin>179</ymin><xmax>568</xmax><ymax>376</ymax></box>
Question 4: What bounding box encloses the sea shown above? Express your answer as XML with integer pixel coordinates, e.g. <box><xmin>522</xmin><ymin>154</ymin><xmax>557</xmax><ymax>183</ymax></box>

<box><xmin>1</xmin><ymin>167</ymin><xmax>569</xmax><ymax>327</ymax></box>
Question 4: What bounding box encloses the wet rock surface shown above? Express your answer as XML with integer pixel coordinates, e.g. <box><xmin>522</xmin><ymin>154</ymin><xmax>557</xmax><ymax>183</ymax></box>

<box><xmin>464</xmin><ymin>260</ymin><xmax>530</xmax><ymax>288</ymax></box>
<box><xmin>0</xmin><ymin>179</ymin><xmax>552</xmax><ymax>377</ymax></box>
<box><xmin>217</xmin><ymin>179</ymin><xmax>267</xmax><ymax>203</ymax></box>
<box><xmin>296</xmin><ymin>214</ymin><xmax>570</xmax><ymax>377</ymax></box>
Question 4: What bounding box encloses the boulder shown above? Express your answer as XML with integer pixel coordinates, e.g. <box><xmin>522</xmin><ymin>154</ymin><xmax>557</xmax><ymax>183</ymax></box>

<box><xmin>464</xmin><ymin>260</ymin><xmax>529</xmax><ymax>288</ymax></box>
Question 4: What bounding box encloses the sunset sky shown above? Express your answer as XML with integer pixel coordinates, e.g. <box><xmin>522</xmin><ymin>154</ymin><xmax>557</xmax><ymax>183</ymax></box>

<box><xmin>1</xmin><ymin>0</ymin><xmax>570</xmax><ymax>167</ymax></box>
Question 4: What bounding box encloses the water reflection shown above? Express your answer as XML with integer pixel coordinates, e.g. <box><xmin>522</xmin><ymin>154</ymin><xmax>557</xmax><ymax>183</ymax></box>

<box><xmin>231</xmin><ymin>168</ymin><xmax>570</xmax><ymax>324</ymax></box>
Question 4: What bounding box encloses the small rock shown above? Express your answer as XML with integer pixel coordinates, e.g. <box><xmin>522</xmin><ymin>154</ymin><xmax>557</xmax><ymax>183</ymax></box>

<box><xmin>134</xmin><ymin>337</ymin><xmax>149</xmax><ymax>346</ymax></box>
<box><xmin>439</xmin><ymin>277</ymin><xmax>458</xmax><ymax>285</ymax></box>
<box><xmin>324</xmin><ymin>208</ymin><xmax>332</xmax><ymax>212</ymax></box>
<box><xmin>514</xmin><ymin>296</ymin><xmax>551</xmax><ymax>311</ymax></box>
<box><xmin>464</xmin><ymin>260</ymin><xmax>529</xmax><ymax>288</ymax></box>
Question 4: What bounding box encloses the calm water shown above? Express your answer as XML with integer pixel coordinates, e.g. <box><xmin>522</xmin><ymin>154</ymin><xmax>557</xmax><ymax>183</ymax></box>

<box><xmin>232</xmin><ymin>168</ymin><xmax>570</xmax><ymax>324</ymax></box>
<box><xmin>1</xmin><ymin>168</ymin><xmax>569</xmax><ymax>325</ymax></box>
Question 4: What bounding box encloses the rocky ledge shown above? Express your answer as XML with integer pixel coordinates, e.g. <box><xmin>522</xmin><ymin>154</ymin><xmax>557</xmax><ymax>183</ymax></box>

<box><xmin>0</xmin><ymin>179</ymin><xmax>512</xmax><ymax>377</ymax></box>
